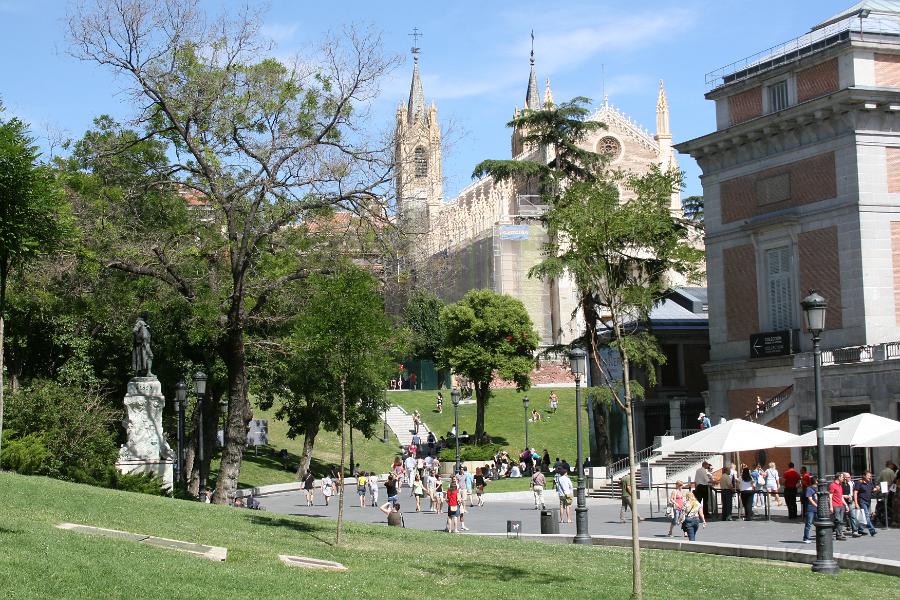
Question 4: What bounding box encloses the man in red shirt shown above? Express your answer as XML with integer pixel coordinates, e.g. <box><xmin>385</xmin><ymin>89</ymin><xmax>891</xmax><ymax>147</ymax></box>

<box><xmin>782</xmin><ymin>462</ymin><xmax>801</xmax><ymax>519</ymax></box>
<box><xmin>799</xmin><ymin>466</ymin><xmax>812</xmax><ymax>514</ymax></box>
<box><xmin>829</xmin><ymin>473</ymin><xmax>848</xmax><ymax>541</ymax></box>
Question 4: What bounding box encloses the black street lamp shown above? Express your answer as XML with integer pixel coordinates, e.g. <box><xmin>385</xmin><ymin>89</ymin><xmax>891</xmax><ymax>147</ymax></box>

<box><xmin>570</xmin><ymin>347</ymin><xmax>591</xmax><ymax>545</ymax></box>
<box><xmin>451</xmin><ymin>388</ymin><xmax>461</xmax><ymax>473</ymax></box>
<box><xmin>194</xmin><ymin>371</ymin><xmax>207</xmax><ymax>498</ymax></box>
<box><xmin>801</xmin><ymin>290</ymin><xmax>838</xmax><ymax>574</ymax></box>
<box><xmin>523</xmin><ymin>395</ymin><xmax>530</xmax><ymax>451</ymax></box>
<box><xmin>174</xmin><ymin>380</ymin><xmax>187</xmax><ymax>497</ymax></box>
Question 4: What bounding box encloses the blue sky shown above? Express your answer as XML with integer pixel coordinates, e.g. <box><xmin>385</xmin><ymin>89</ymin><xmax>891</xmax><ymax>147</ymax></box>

<box><xmin>0</xmin><ymin>0</ymin><xmax>855</xmax><ymax>198</ymax></box>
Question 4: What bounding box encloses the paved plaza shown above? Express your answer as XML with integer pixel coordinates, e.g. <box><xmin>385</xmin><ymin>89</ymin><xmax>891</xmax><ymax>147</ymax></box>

<box><xmin>258</xmin><ymin>486</ymin><xmax>900</xmax><ymax>563</ymax></box>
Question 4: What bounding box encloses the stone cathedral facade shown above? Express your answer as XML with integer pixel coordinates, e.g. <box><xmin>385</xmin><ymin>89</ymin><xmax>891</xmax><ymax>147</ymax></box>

<box><xmin>396</xmin><ymin>46</ymin><xmax>683</xmax><ymax>347</ymax></box>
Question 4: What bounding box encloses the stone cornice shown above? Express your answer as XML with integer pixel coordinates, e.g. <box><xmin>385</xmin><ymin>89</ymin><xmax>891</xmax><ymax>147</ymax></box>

<box><xmin>675</xmin><ymin>87</ymin><xmax>900</xmax><ymax>175</ymax></box>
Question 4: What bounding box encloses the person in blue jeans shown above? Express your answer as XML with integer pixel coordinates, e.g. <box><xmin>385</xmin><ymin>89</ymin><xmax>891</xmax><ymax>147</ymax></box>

<box><xmin>853</xmin><ymin>471</ymin><xmax>878</xmax><ymax>536</ymax></box>
<box><xmin>681</xmin><ymin>492</ymin><xmax>706</xmax><ymax>541</ymax></box>
<box><xmin>803</xmin><ymin>475</ymin><xmax>818</xmax><ymax>543</ymax></box>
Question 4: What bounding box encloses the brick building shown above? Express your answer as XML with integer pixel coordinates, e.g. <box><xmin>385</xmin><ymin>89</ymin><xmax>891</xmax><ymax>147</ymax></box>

<box><xmin>676</xmin><ymin>2</ymin><xmax>900</xmax><ymax>474</ymax></box>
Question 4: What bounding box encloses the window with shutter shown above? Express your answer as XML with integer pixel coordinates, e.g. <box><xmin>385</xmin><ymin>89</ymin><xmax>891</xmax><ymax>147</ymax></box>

<box><xmin>766</xmin><ymin>246</ymin><xmax>794</xmax><ymax>331</ymax></box>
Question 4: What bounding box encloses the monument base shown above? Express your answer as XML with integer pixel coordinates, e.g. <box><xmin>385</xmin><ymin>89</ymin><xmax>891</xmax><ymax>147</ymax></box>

<box><xmin>116</xmin><ymin>459</ymin><xmax>174</xmax><ymax>490</ymax></box>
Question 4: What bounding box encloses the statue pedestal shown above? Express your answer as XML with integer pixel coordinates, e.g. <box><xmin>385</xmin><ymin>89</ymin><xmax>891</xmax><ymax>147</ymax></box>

<box><xmin>115</xmin><ymin>376</ymin><xmax>174</xmax><ymax>489</ymax></box>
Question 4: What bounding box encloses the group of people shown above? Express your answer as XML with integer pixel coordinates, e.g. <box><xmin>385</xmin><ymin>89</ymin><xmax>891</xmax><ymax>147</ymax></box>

<box><xmin>664</xmin><ymin>459</ymin><xmax>900</xmax><ymax>544</ymax></box>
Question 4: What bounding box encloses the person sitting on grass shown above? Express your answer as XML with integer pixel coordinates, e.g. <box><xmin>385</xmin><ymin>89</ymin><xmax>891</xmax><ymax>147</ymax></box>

<box><xmin>379</xmin><ymin>501</ymin><xmax>405</xmax><ymax>527</ymax></box>
<box><xmin>531</xmin><ymin>409</ymin><xmax>542</xmax><ymax>422</ymax></box>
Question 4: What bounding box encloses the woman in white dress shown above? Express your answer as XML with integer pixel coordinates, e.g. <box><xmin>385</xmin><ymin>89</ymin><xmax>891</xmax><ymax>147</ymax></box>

<box><xmin>765</xmin><ymin>462</ymin><xmax>783</xmax><ymax>507</ymax></box>
<box><xmin>322</xmin><ymin>474</ymin><xmax>334</xmax><ymax>506</ymax></box>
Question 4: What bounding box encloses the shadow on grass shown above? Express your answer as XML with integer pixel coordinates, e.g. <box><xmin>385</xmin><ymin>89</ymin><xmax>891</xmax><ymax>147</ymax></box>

<box><xmin>442</xmin><ymin>562</ymin><xmax>574</xmax><ymax>585</ymax></box>
<box><xmin>245</xmin><ymin>513</ymin><xmax>335</xmax><ymax>546</ymax></box>
<box><xmin>0</xmin><ymin>527</ymin><xmax>22</xmax><ymax>534</ymax></box>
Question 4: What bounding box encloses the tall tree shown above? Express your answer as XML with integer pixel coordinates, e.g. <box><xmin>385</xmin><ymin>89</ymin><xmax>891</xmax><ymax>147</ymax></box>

<box><xmin>532</xmin><ymin>167</ymin><xmax>704</xmax><ymax>600</ymax></box>
<box><xmin>67</xmin><ymin>0</ymin><xmax>396</xmax><ymax>502</ymax></box>
<box><xmin>0</xmin><ymin>110</ymin><xmax>71</xmax><ymax>464</ymax></box>
<box><xmin>402</xmin><ymin>290</ymin><xmax>446</xmax><ymax>385</ymax></box>
<box><xmin>473</xmin><ymin>97</ymin><xmax>604</xmax><ymax>346</ymax></box>
<box><xmin>437</xmin><ymin>289</ymin><xmax>539</xmax><ymax>441</ymax></box>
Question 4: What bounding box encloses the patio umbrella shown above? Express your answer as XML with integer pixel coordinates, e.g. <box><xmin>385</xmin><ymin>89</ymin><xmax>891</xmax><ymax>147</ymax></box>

<box><xmin>851</xmin><ymin>427</ymin><xmax>900</xmax><ymax>448</ymax></box>
<box><xmin>776</xmin><ymin>413</ymin><xmax>900</xmax><ymax>448</ymax></box>
<box><xmin>658</xmin><ymin>419</ymin><xmax>798</xmax><ymax>453</ymax></box>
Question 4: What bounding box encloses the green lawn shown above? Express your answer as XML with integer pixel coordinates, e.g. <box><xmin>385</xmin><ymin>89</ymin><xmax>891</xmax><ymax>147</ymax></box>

<box><xmin>0</xmin><ymin>472</ymin><xmax>894</xmax><ymax>600</ymax></box>
<box><xmin>389</xmin><ymin>388</ymin><xmax>589</xmax><ymax>464</ymax></box>
<box><xmin>211</xmin><ymin>406</ymin><xmax>402</xmax><ymax>488</ymax></box>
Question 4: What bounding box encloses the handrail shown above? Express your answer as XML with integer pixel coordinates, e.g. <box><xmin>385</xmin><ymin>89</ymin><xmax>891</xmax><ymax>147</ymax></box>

<box><xmin>608</xmin><ymin>444</ymin><xmax>656</xmax><ymax>477</ymax></box>
<box><xmin>745</xmin><ymin>384</ymin><xmax>793</xmax><ymax>422</ymax></box>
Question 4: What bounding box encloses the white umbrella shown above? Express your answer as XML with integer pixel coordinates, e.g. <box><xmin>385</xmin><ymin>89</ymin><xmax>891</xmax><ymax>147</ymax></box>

<box><xmin>851</xmin><ymin>427</ymin><xmax>900</xmax><ymax>448</ymax></box>
<box><xmin>658</xmin><ymin>419</ymin><xmax>798</xmax><ymax>453</ymax></box>
<box><xmin>776</xmin><ymin>413</ymin><xmax>900</xmax><ymax>448</ymax></box>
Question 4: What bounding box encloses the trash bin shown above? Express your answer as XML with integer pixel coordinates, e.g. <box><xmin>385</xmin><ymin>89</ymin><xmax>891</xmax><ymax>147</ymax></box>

<box><xmin>540</xmin><ymin>509</ymin><xmax>560</xmax><ymax>534</ymax></box>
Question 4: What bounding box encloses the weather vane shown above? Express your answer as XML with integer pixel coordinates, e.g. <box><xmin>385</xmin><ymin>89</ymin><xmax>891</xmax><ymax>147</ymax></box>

<box><xmin>410</xmin><ymin>27</ymin><xmax>422</xmax><ymax>61</ymax></box>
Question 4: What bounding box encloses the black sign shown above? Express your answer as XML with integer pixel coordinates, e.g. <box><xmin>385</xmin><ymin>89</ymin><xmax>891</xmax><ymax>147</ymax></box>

<box><xmin>749</xmin><ymin>330</ymin><xmax>793</xmax><ymax>359</ymax></box>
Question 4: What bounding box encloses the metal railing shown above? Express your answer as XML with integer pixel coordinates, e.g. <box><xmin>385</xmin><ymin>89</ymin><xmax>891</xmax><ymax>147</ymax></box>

<box><xmin>887</xmin><ymin>341</ymin><xmax>900</xmax><ymax>360</ymax></box>
<box><xmin>822</xmin><ymin>344</ymin><xmax>875</xmax><ymax>366</ymax></box>
<box><xmin>705</xmin><ymin>12</ymin><xmax>900</xmax><ymax>89</ymax></box>
<box><xmin>745</xmin><ymin>385</ymin><xmax>793</xmax><ymax>422</ymax></box>
<box><xmin>608</xmin><ymin>444</ymin><xmax>656</xmax><ymax>478</ymax></box>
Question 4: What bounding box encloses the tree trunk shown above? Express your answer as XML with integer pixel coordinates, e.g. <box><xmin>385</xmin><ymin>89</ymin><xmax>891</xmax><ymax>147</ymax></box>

<box><xmin>620</xmin><ymin>341</ymin><xmax>642</xmax><ymax>600</ymax></box>
<box><xmin>336</xmin><ymin>376</ymin><xmax>347</xmax><ymax>546</ymax></box>
<box><xmin>214</xmin><ymin>323</ymin><xmax>251</xmax><ymax>504</ymax></box>
<box><xmin>297</xmin><ymin>420</ymin><xmax>319</xmax><ymax>478</ymax></box>
<box><xmin>584</xmin><ymin>293</ymin><xmax>611</xmax><ymax>466</ymax></box>
<box><xmin>474</xmin><ymin>381</ymin><xmax>489</xmax><ymax>442</ymax></box>
<box><xmin>0</xmin><ymin>263</ymin><xmax>7</xmax><ymax>466</ymax></box>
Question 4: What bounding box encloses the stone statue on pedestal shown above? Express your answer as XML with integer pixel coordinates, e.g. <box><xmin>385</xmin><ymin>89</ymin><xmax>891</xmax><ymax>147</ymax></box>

<box><xmin>116</xmin><ymin>314</ymin><xmax>173</xmax><ymax>487</ymax></box>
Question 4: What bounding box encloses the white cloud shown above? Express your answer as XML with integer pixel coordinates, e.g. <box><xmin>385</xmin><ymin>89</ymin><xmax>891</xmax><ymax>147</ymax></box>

<box><xmin>261</xmin><ymin>22</ymin><xmax>300</xmax><ymax>44</ymax></box>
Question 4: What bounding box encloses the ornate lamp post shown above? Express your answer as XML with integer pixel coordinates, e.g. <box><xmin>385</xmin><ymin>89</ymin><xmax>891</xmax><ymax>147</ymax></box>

<box><xmin>523</xmin><ymin>395</ymin><xmax>530</xmax><ymax>452</ymax></box>
<box><xmin>801</xmin><ymin>290</ymin><xmax>838</xmax><ymax>574</ymax></box>
<box><xmin>194</xmin><ymin>371</ymin><xmax>207</xmax><ymax>497</ymax></box>
<box><xmin>174</xmin><ymin>380</ymin><xmax>187</xmax><ymax>497</ymax></box>
<box><xmin>570</xmin><ymin>347</ymin><xmax>591</xmax><ymax>544</ymax></box>
<box><xmin>451</xmin><ymin>388</ymin><xmax>461</xmax><ymax>474</ymax></box>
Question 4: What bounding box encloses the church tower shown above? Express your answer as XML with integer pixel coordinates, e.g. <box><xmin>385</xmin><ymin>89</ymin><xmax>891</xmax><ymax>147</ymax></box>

<box><xmin>395</xmin><ymin>35</ymin><xmax>442</xmax><ymax>235</ymax></box>
<box><xmin>511</xmin><ymin>32</ymin><xmax>542</xmax><ymax>157</ymax></box>
<box><xmin>654</xmin><ymin>79</ymin><xmax>682</xmax><ymax>212</ymax></box>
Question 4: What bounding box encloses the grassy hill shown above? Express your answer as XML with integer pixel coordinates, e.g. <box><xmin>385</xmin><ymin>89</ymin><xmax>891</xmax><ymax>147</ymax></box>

<box><xmin>0</xmin><ymin>472</ymin><xmax>893</xmax><ymax>600</ymax></box>
<box><xmin>212</xmin><ymin>406</ymin><xmax>402</xmax><ymax>488</ymax></box>
<box><xmin>388</xmin><ymin>387</ymin><xmax>589</xmax><ymax>463</ymax></box>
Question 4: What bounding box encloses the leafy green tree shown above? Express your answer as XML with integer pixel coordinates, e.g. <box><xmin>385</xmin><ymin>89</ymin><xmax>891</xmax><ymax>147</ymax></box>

<box><xmin>682</xmin><ymin>195</ymin><xmax>704</xmax><ymax>228</ymax></box>
<box><xmin>402</xmin><ymin>290</ymin><xmax>446</xmax><ymax>385</ymax></box>
<box><xmin>67</xmin><ymin>1</ymin><xmax>395</xmax><ymax>502</ymax></box>
<box><xmin>473</xmin><ymin>97</ymin><xmax>604</xmax><ymax>346</ymax></box>
<box><xmin>0</xmin><ymin>109</ymin><xmax>72</xmax><ymax>464</ymax></box>
<box><xmin>268</xmin><ymin>265</ymin><xmax>404</xmax><ymax>544</ymax></box>
<box><xmin>437</xmin><ymin>289</ymin><xmax>539</xmax><ymax>441</ymax></box>
<box><xmin>532</xmin><ymin>166</ymin><xmax>703</xmax><ymax>600</ymax></box>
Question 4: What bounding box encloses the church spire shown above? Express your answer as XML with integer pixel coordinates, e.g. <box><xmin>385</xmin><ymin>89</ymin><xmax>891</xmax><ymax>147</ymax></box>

<box><xmin>525</xmin><ymin>30</ymin><xmax>540</xmax><ymax>110</ymax></box>
<box><xmin>407</xmin><ymin>28</ymin><xmax>425</xmax><ymax>125</ymax></box>
<box><xmin>655</xmin><ymin>79</ymin><xmax>670</xmax><ymax>138</ymax></box>
<box><xmin>544</xmin><ymin>77</ymin><xmax>554</xmax><ymax>107</ymax></box>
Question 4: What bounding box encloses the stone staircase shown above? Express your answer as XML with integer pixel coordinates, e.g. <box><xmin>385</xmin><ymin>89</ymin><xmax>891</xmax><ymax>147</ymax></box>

<box><xmin>745</xmin><ymin>385</ymin><xmax>794</xmax><ymax>426</ymax></box>
<box><xmin>384</xmin><ymin>405</ymin><xmax>432</xmax><ymax>449</ymax></box>
<box><xmin>587</xmin><ymin>447</ymin><xmax>721</xmax><ymax>499</ymax></box>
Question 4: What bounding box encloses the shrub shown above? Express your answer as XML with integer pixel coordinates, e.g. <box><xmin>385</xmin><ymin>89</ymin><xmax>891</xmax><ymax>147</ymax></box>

<box><xmin>2</xmin><ymin>380</ymin><xmax>118</xmax><ymax>482</ymax></box>
<box><xmin>439</xmin><ymin>443</ymin><xmax>503</xmax><ymax>463</ymax></box>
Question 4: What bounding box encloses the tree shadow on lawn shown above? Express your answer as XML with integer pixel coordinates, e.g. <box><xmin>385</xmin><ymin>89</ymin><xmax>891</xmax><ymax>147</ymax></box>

<box><xmin>244</xmin><ymin>514</ymin><xmax>335</xmax><ymax>546</ymax></box>
<box><xmin>238</xmin><ymin>446</ymin><xmax>337</xmax><ymax>479</ymax></box>
<box><xmin>441</xmin><ymin>561</ymin><xmax>575</xmax><ymax>585</ymax></box>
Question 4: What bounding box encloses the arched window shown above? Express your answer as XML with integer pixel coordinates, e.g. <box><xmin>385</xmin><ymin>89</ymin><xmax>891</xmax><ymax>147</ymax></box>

<box><xmin>414</xmin><ymin>147</ymin><xmax>428</xmax><ymax>178</ymax></box>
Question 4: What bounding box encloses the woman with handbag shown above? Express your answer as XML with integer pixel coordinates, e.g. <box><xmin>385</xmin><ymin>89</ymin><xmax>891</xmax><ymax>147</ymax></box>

<box><xmin>667</xmin><ymin>480</ymin><xmax>686</xmax><ymax>537</ymax></box>
<box><xmin>680</xmin><ymin>492</ymin><xmax>707</xmax><ymax>541</ymax></box>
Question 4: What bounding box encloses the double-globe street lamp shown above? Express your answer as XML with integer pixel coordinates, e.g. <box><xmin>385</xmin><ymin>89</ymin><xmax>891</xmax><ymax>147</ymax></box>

<box><xmin>174</xmin><ymin>380</ymin><xmax>187</xmax><ymax>497</ymax></box>
<box><xmin>451</xmin><ymin>388</ymin><xmax>461</xmax><ymax>474</ymax></box>
<box><xmin>801</xmin><ymin>290</ymin><xmax>839</xmax><ymax>574</ymax></box>
<box><xmin>569</xmin><ymin>347</ymin><xmax>591</xmax><ymax>545</ymax></box>
<box><xmin>194</xmin><ymin>371</ymin><xmax>208</xmax><ymax>497</ymax></box>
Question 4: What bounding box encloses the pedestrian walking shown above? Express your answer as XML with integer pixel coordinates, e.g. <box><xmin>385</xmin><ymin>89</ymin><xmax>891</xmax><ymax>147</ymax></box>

<box><xmin>829</xmin><ymin>473</ymin><xmax>848</xmax><ymax>541</ymax></box>
<box><xmin>322</xmin><ymin>474</ymin><xmax>334</xmax><ymax>506</ymax></box>
<box><xmin>412</xmin><ymin>473</ymin><xmax>424</xmax><ymax>512</ymax></box>
<box><xmin>765</xmin><ymin>462</ymin><xmax>782</xmax><ymax>507</ymax></box>
<box><xmin>385</xmin><ymin>474</ymin><xmax>399</xmax><ymax>505</ymax></box>
<box><xmin>556</xmin><ymin>471</ymin><xmax>574</xmax><ymax>524</ymax></box>
<box><xmin>357</xmin><ymin>472</ymin><xmax>368</xmax><ymax>508</ymax></box>
<box><xmin>474</xmin><ymin>467</ymin><xmax>486</xmax><ymax>507</ymax></box>
<box><xmin>680</xmin><ymin>492</ymin><xmax>706</xmax><ymax>541</ymax></box>
<box><xmin>802</xmin><ymin>475</ymin><xmax>818</xmax><ymax>543</ymax></box>
<box><xmin>719</xmin><ymin>463</ymin><xmax>737</xmax><ymax>521</ymax></box>
<box><xmin>693</xmin><ymin>461</ymin><xmax>712</xmax><ymax>513</ymax></box>
<box><xmin>739</xmin><ymin>466</ymin><xmax>755</xmax><ymax>521</ymax></box>
<box><xmin>368</xmin><ymin>472</ymin><xmax>379</xmax><ymax>506</ymax></box>
<box><xmin>619</xmin><ymin>472</ymin><xmax>642</xmax><ymax>522</ymax></box>
<box><xmin>531</xmin><ymin>470</ymin><xmax>546</xmax><ymax>510</ymax></box>
<box><xmin>853</xmin><ymin>470</ymin><xmax>878</xmax><ymax>537</ymax></box>
<box><xmin>302</xmin><ymin>470</ymin><xmax>315</xmax><ymax>507</ymax></box>
<box><xmin>446</xmin><ymin>480</ymin><xmax>461</xmax><ymax>533</ymax></box>
<box><xmin>667</xmin><ymin>480</ymin><xmax>686</xmax><ymax>537</ymax></box>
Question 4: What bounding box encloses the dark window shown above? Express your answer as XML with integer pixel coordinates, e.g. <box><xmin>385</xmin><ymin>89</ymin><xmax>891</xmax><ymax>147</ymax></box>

<box><xmin>659</xmin><ymin>344</ymin><xmax>680</xmax><ymax>387</ymax></box>
<box><xmin>414</xmin><ymin>147</ymin><xmax>427</xmax><ymax>178</ymax></box>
